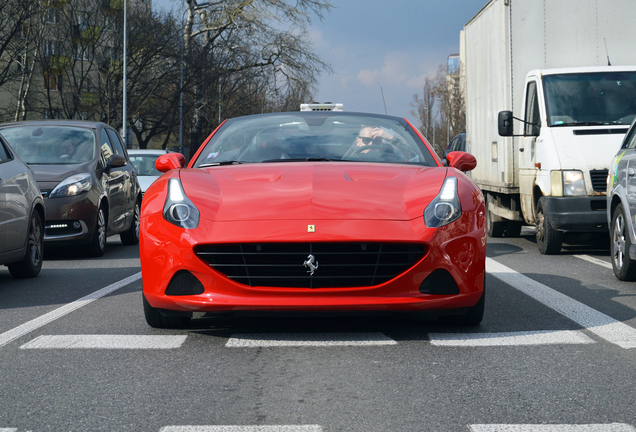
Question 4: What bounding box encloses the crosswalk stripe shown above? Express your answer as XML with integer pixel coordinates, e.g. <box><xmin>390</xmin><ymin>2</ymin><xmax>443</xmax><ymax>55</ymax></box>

<box><xmin>225</xmin><ymin>332</ymin><xmax>397</xmax><ymax>348</ymax></box>
<box><xmin>429</xmin><ymin>330</ymin><xmax>595</xmax><ymax>346</ymax></box>
<box><xmin>487</xmin><ymin>258</ymin><xmax>636</xmax><ymax>349</ymax></box>
<box><xmin>160</xmin><ymin>426</ymin><xmax>323</xmax><ymax>431</ymax></box>
<box><xmin>20</xmin><ymin>335</ymin><xmax>187</xmax><ymax>349</ymax></box>
<box><xmin>574</xmin><ymin>254</ymin><xmax>613</xmax><ymax>269</ymax></box>
<box><xmin>469</xmin><ymin>424</ymin><xmax>636</xmax><ymax>431</ymax></box>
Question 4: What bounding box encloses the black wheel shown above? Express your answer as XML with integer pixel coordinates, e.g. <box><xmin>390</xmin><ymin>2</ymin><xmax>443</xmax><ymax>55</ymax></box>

<box><xmin>505</xmin><ymin>221</ymin><xmax>523</xmax><ymax>238</ymax></box>
<box><xmin>120</xmin><ymin>200</ymin><xmax>140</xmax><ymax>245</ymax></box>
<box><xmin>84</xmin><ymin>205</ymin><xmax>107</xmax><ymax>257</ymax></box>
<box><xmin>143</xmin><ymin>294</ymin><xmax>191</xmax><ymax>329</ymax></box>
<box><xmin>8</xmin><ymin>210</ymin><xmax>44</xmax><ymax>278</ymax></box>
<box><xmin>535</xmin><ymin>197</ymin><xmax>562</xmax><ymax>255</ymax></box>
<box><xmin>611</xmin><ymin>203</ymin><xmax>636</xmax><ymax>281</ymax></box>
<box><xmin>486</xmin><ymin>199</ymin><xmax>505</xmax><ymax>238</ymax></box>
<box><xmin>439</xmin><ymin>278</ymin><xmax>485</xmax><ymax>326</ymax></box>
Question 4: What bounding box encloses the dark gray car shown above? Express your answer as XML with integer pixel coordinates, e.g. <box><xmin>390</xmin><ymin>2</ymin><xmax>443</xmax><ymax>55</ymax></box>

<box><xmin>0</xmin><ymin>134</ymin><xmax>45</xmax><ymax>277</ymax></box>
<box><xmin>0</xmin><ymin>120</ymin><xmax>142</xmax><ymax>257</ymax></box>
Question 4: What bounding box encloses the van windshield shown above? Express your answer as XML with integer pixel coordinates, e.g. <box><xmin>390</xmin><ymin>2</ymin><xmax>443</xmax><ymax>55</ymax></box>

<box><xmin>543</xmin><ymin>72</ymin><xmax>636</xmax><ymax>127</ymax></box>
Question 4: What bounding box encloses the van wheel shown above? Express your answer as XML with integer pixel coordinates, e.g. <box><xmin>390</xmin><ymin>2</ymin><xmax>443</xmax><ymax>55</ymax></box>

<box><xmin>8</xmin><ymin>210</ymin><xmax>44</xmax><ymax>278</ymax></box>
<box><xmin>505</xmin><ymin>221</ymin><xmax>523</xmax><ymax>237</ymax></box>
<box><xmin>486</xmin><ymin>199</ymin><xmax>505</xmax><ymax>237</ymax></box>
<box><xmin>536</xmin><ymin>197</ymin><xmax>562</xmax><ymax>255</ymax></box>
<box><xmin>611</xmin><ymin>203</ymin><xmax>636</xmax><ymax>281</ymax></box>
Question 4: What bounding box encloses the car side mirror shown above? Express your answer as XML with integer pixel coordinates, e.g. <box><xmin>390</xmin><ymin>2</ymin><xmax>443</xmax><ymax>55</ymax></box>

<box><xmin>107</xmin><ymin>154</ymin><xmax>127</xmax><ymax>168</ymax></box>
<box><xmin>446</xmin><ymin>151</ymin><xmax>477</xmax><ymax>172</ymax></box>
<box><xmin>498</xmin><ymin>111</ymin><xmax>513</xmax><ymax>136</ymax></box>
<box><xmin>155</xmin><ymin>153</ymin><xmax>185</xmax><ymax>172</ymax></box>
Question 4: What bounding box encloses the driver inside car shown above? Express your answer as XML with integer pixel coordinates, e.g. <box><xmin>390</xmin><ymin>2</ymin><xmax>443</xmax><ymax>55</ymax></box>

<box><xmin>342</xmin><ymin>126</ymin><xmax>407</xmax><ymax>161</ymax></box>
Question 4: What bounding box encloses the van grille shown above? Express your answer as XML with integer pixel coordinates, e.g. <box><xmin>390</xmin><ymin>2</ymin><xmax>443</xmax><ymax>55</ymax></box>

<box><xmin>194</xmin><ymin>242</ymin><xmax>427</xmax><ymax>289</ymax></box>
<box><xmin>590</xmin><ymin>169</ymin><xmax>608</xmax><ymax>193</ymax></box>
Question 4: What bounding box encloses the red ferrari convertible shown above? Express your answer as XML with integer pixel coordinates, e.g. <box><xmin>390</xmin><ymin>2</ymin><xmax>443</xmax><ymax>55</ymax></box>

<box><xmin>140</xmin><ymin>111</ymin><xmax>486</xmax><ymax>328</ymax></box>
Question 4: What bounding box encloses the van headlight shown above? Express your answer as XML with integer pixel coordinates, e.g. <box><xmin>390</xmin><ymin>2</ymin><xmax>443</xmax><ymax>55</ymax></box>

<box><xmin>563</xmin><ymin>170</ymin><xmax>586</xmax><ymax>196</ymax></box>
<box><xmin>424</xmin><ymin>176</ymin><xmax>462</xmax><ymax>227</ymax></box>
<box><xmin>163</xmin><ymin>178</ymin><xmax>200</xmax><ymax>229</ymax></box>
<box><xmin>49</xmin><ymin>173</ymin><xmax>92</xmax><ymax>198</ymax></box>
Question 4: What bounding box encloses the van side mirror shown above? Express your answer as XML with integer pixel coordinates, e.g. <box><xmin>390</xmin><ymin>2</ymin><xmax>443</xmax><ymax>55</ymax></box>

<box><xmin>498</xmin><ymin>111</ymin><xmax>513</xmax><ymax>136</ymax></box>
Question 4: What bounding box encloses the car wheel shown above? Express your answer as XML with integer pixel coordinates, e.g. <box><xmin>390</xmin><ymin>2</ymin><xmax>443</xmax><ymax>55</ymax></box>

<box><xmin>143</xmin><ymin>294</ymin><xmax>191</xmax><ymax>329</ymax></box>
<box><xmin>536</xmin><ymin>197</ymin><xmax>562</xmax><ymax>255</ymax></box>
<box><xmin>8</xmin><ymin>210</ymin><xmax>44</xmax><ymax>278</ymax></box>
<box><xmin>120</xmin><ymin>200</ymin><xmax>140</xmax><ymax>245</ymax></box>
<box><xmin>611</xmin><ymin>203</ymin><xmax>636</xmax><ymax>281</ymax></box>
<box><xmin>84</xmin><ymin>205</ymin><xmax>107</xmax><ymax>257</ymax></box>
<box><xmin>486</xmin><ymin>200</ymin><xmax>505</xmax><ymax>238</ymax></box>
<box><xmin>439</xmin><ymin>277</ymin><xmax>485</xmax><ymax>326</ymax></box>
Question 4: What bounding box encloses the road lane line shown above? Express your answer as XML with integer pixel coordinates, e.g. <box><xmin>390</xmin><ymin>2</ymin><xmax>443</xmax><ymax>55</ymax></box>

<box><xmin>226</xmin><ymin>332</ymin><xmax>397</xmax><ymax>348</ymax></box>
<box><xmin>0</xmin><ymin>272</ymin><xmax>141</xmax><ymax>348</ymax></box>
<box><xmin>574</xmin><ymin>254</ymin><xmax>613</xmax><ymax>269</ymax></box>
<box><xmin>488</xmin><ymin>258</ymin><xmax>636</xmax><ymax>349</ymax></box>
<box><xmin>429</xmin><ymin>330</ymin><xmax>595</xmax><ymax>347</ymax></box>
<box><xmin>470</xmin><ymin>424</ymin><xmax>636</xmax><ymax>432</ymax></box>
<box><xmin>20</xmin><ymin>334</ymin><xmax>186</xmax><ymax>349</ymax></box>
<box><xmin>161</xmin><ymin>427</ymin><xmax>322</xmax><ymax>432</ymax></box>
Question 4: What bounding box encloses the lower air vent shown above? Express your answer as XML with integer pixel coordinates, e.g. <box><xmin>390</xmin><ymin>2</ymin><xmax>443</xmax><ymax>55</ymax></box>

<box><xmin>590</xmin><ymin>169</ymin><xmax>608</xmax><ymax>193</ymax></box>
<box><xmin>194</xmin><ymin>242</ymin><xmax>427</xmax><ymax>289</ymax></box>
<box><xmin>165</xmin><ymin>270</ymin><xmax>205</xmax><ymax>296</ymax></box>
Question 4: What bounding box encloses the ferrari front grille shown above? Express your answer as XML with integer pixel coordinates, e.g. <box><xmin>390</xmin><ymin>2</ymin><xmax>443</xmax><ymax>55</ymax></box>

<box><xmin>194</xmin><ymin>242</ymin><xmax>427</xmax><ymax>289</ymax></box>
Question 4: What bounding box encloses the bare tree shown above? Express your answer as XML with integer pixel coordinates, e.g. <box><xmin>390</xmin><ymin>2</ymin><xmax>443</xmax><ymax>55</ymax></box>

<box><xmin>411</xmin><ymin>76</ymin><xmax>436</xmax><ymax>140</ymax></box>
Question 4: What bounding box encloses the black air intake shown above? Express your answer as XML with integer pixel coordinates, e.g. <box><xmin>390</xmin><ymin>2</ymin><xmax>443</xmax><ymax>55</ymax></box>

<box><xmin>165</xmin><ymin>271</ymin><xmax>205</xmax><ymax>296</ymax></box>
<box><xmin>419</xmin><ymin>269</ymin><xmax>460</xmax><ymax>295</ymax></box>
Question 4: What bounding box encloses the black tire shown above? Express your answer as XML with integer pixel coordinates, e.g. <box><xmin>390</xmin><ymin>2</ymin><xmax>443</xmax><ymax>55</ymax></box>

<box><xmin>120</xmin><ymin>200</ymin><xmax>140</xmax><ymax>245</ymax></box>
<box><xmin>143</xmin><ymin>294</ymin><xmax>191</xmax><ymax>329</ymax></box>
<box><xmin>486</xmin><ymin>199</ymin><xmax>505</xmax><ymax>238</ymax></box>
<box><xmin>505</xmin><ymin>221</ymin><xmax>523</xmax><ymax>238</ymax></box>
<box><xmin>84</xmin><ymin>205</ymin><xmax>107</xmax><ymax>257</ymax></box>
<box><xmin>535</xmin><ymin>197</ymin><xmax>562</xmax><ymax>255</ymax></box>
<box><xmin>439</xmin><ymin>280</ymin><xmax>485</xmax><ymax>326</ymax></box>
<box><xmin>611</xmin><ymin>203</ymin><xmax>636</xmax><ymax>281</ymax></box>
<box><xmin>8</xmin><ymin>210</ymin><xmax>44</xmax><ymax>278</ymax></box>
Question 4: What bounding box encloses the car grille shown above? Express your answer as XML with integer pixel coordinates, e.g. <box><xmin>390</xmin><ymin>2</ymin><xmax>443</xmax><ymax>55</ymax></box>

<box><xmin>590</xmin><ymin>169</ymin><xmax>608</xmax><ymax>193</ymax></box>
<box><xmin>194</xmin><ymin>242</ymin><xmax>427</xmax><ymax>289</ymax></box>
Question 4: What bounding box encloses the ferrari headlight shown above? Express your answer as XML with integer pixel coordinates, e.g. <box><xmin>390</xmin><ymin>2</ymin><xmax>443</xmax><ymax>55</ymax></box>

<box><xmin>163</xmin><ymin>178</ymin><xmax>200</xmax><ymax>229</ymax></box>
<box><xmin>49</xmin><ymin>173</ymin><xmax>92</xmax><ymax>198</ymax></box>
<box><xmin>424</xmin><ymin>176</ymin><xmax>461</xmax><ymax>227</ymax></box>
<box><xmin>563</xmin><ymin>170</ymin><xmax>586</xmax><ymax>196</ymax></box>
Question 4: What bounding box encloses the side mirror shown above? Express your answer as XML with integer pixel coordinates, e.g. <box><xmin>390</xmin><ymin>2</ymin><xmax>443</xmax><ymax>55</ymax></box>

<box><xmin>155</xmin><ymin>153</ymin><xmax>185</xmax><ymax>172</ymax></box>
<box><xmin>498</xmin><ymin>111</ymin><xmax>514</xmax><ymax>136</ymax></box>
<box><xmin>530</xmin><ymin>123</ymin><xmax>541</xmax><ymax>136</ymax></box>
<box><xmin>446</xmin><ymin>151</ymin><xmax>477</xmax><ymax>172</ymax></box>
<box><xmin>107</xmin><ymin>154</ymin><xmax>127</xmax><ymax>168</ymax></box>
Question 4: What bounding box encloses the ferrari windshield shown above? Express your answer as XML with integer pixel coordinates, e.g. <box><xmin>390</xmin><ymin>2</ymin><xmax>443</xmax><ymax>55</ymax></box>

<box><xmin>543</xmin><ymin>72</ymin><xmax>636</xmax><ymax>126</ymax></box>
<box><xmin>0</xmin><ymin>125</ymin><xmax>96</xmax><ymax>164</ymax></box>
<box><xmin>193</xmin><ymin>112</ymin><xmax>436</xmax><ymax>167</ymax></box>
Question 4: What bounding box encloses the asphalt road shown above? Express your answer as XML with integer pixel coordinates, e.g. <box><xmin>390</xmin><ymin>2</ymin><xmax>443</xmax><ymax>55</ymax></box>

<box><xmin>1</xmin><ymin>229</ymin><xmax>636</xmax><ymax>432</ymax></box>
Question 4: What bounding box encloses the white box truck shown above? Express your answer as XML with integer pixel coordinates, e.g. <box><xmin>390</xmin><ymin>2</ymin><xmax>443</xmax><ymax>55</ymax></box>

<box><xmin>461</xmin><ymin>0</ymin><xmax>636</xmax><ymax>254</ymax></box>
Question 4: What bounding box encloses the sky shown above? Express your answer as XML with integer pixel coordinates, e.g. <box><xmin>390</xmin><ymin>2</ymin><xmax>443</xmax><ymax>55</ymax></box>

<box><xmin>153</xmin><ymin>0</ymin><xmax>487</xmax><ymax>127</ymax></box>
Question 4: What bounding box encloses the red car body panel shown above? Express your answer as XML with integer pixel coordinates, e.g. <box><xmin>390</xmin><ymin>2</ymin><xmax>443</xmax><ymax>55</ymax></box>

<box><xmin>140</xmin><ymin>162</ymin><xmax>486</xmax><ymax>313</ymax></box>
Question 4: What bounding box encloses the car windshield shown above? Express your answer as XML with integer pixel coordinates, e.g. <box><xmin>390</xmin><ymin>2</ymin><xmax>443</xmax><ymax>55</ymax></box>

<box><xmin>0</xmin><ymin>125</ymin><xmax>96</xmax><ymax>164</ymax></box>
<box><xmin>543</xmin><ymin>72</ymin><xmax>636</xmax><ymax>126</ymax></box>
<box><xmin>130</xmin><ymin>154</ymin><xmax>162</xmax><ymax>176</ymax></box>
<box><xmin>193</xmin><ymin>113</ymin><xmax>435</xmax><ymax>167</ymax></box>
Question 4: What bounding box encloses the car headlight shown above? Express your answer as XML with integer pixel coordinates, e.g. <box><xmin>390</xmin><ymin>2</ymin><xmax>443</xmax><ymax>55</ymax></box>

<box><xmin>49</xmin><ymin>173</ymin><xmax>92</xmax><ymax>198</ymax></box>
<box><xmin>424</xmin><ymin>176</ymin><xmax>462</xmax><ymax>227</ymax></box>
<box><xmin>563</xmin><ymin>170</ymin><xmax>586</xmax><ymax>196</ymax></box>
<box><xmin>163</xmin><ymin>178</ymin><xmax>200</xmax><ymax>229</ymax></box>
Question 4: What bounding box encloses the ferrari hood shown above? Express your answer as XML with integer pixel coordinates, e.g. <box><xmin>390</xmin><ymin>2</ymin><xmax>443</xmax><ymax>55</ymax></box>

<box><xmin>179</xmin><ymin>162</ymin><xmax>447</xmax><ymax>221</ymax></box>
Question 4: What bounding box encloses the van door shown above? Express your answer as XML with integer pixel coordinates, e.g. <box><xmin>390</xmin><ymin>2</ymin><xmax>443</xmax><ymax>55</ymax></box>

<box><xmin>518</xmin><ymin>79</ymin><xmax>542</xmax><ymax>224</ymax></box>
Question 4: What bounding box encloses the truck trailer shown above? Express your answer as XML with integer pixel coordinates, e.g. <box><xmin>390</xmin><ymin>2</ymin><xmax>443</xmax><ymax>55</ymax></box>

<box><xmin>461</xmin><ymin>0</ymin><xmax>636</xmax><ymax>253</ymax></box>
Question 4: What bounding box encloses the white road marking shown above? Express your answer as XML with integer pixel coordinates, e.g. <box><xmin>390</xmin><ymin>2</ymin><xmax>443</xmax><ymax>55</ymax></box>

<box><xmin>0</xmin><ymin>428</ymin><xmax>17</xmax><ymax>432</ymax></box>
<box><xmin>160</xmin><ymin>427</ymin><xmax>322</xmax><ymax>432</ymax></box>
<box><xmin>429</xmin><ymin>330</ymin><xmax>595</xmax><ymax>347</ymax></box>
<box><xmin>20</xmin><ymin>335</ymin><xmax>186</xmax><ymax>349</ymax></box>
<box><xmin>41</xmin><ymin>258</ymin><xmax>141</xmax><ymax>270</ymax></box>
<box><xmin>574</xmin><ymin>254</ymin><xmax>613</xmax><ymax>269</ymax></box>
<box><xmin>0</xmin><ymin>272</ymin><xmax>141</xmax><ymax>348</ymax></box>
<box><xmin>225</xmin><ymin>332</ymin><xmax>397</xmax><ymax>348</ymax></box>
<box><xmin>469</xmin><ymin>424</ymin><xmax>636</xmax><ymax>432</ymax></box>
<box><xmin>488</xmin><ymin>258</ymin><xmax>636</xmax><ymax>349</ymax></box>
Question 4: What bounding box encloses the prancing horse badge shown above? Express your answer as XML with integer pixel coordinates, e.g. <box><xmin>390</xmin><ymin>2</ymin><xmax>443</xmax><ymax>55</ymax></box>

<box><xmin>307</xmin><ymin>225</ymin><xmax>315</xmax><ymax>233</ymax></box>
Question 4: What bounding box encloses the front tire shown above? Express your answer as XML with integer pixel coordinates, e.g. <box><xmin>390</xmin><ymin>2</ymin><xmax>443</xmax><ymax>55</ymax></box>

<box><xmin>611</xmin><ymin>203</ymin><xmax>636</xmax><ymax>281</ymax></box>
<box><xmin>120</xmin><ymin>200</ymin><xmax>140</xmax><ymax>245</ymax></box>
<box><xmin>439</xmin><ymin>280</ymin><xmax>485</xmax><ymax>326</ymax></box>
<box><xmin>536</xmin><ymin>197</ymin><xmax>562</xmax><ymax>255</ymax></box>
<box><xmin>143</xmin><ymin>294</ymin><xmax>191</xmax><ymax>329</ymax></box>
<box><xmin>486</xmin><ymin>198</ymin><xmax>505</xmax><ymax>238</ymax></box>
<box><xmin>84</xmin><ymin>205</ymin><xmax>107</xmax><ymax>257</ymax></box>
<box><xmin>8</xmin><ymin>210</ymin><xmax>44</xmax><ymax>278</ymax></box>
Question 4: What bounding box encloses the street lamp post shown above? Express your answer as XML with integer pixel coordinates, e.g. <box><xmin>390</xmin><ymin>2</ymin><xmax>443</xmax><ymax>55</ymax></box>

<box><xmin>122</xmin><ymin>0</ymin><xmax>127</xmax><ymax>147</ymax></box>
